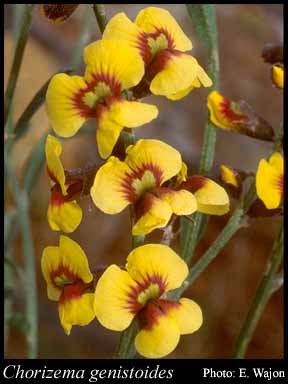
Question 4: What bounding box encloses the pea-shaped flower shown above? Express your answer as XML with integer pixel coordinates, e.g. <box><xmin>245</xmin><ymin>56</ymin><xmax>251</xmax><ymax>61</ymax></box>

<box><xmin>103</xmin><ymin>7</ymin><xmax>212</xmax><ymax>99</ymax></box>
<box><xmin>46</xmin><ymin>40</ymin><xmax>158</xmax><ymax>159</ymax></box>
<box><xmin>41</xmin><ymin>236</ymin><xmax>95</xmax><ymax>335</ymax></box>
<box><xmin>91</xmin><ymin>139</ymin><xmax>229</xmax><ymax>236</ymax></box>
<box><xmin>94</xmin><ymin>244</ymin><xmax>202</xmax><ymax>358</ymax></box>
<box><xmin>46</xmin><ymin>135</ymin><xmax>83</xmax><ymax>233</ymax></box>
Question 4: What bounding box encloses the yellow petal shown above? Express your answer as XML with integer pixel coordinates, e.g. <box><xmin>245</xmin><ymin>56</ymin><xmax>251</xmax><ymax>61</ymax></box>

<box><xmin>96</xmin><ymin>99</ymin><xmax>158</xmax><ymax>159</ymax></box>
<box><xmin>195</xmin><ymin>178</ymin><xmax>230</xmax><ymax>215</ymax></box>
<box><xmin>109</xmin><ymin>99</ymin><xmax>158</xmax><ymax>128</ymax></box>
<box><xmin>94</xmin><ymin>265</ymin><xmax>138</xmax><ymax>331</ymax></box>
<box><xmin>41</xmin><ymin>246</ymin><xmax>62</xmax><ymax>301</ymax></box>
<box><xmin>160</xmin><ymin>189</ymin><xmax>197</xmax><ymax>215</ymax></box>
<box><xmin>176</xmin><ymin>161</ymin><xmax>188</xmax><ymax>185</ymax></box>
<box><xmin>58</xmin><ymin>293</ymin><xmax>95</xmax><ymax>335</ymax></box>
<box><xmin>135</xmin><ymin>304</ymin><xmax>180</xmax><ymax>358</ymax></box>
<box><xmin>91</xmin><ymin>156</ymin><xmax>131</xmax><ymax>214</ymax></box>
<box><xmin>45</xmin><ymin>134</ymin><xmax>67</xmax><ymax>195</ymax></box>
<box><xmin>164</xmin><ymin>298</ymin><xmax>203</xmax><ymax>335</ymax></box>
<box><xmin>96</xmin><ymin>106</ymin><xmax>124</xmax><ymax>159</ymax></box>
<box><xmin>59</xmin><ymin>236</ymin><xmax>93</xmax><ymax>284</ymax></box>
<box><xmin>103</xmin><ymin>12</ymin><xmax>142</xmax><ymax>52</ymax></box>
<box><xmin>46</xmin><ymin>73</ymin><xmax>87</xmax><ymax>137</ymax></box>
<box><xmin>269</xmin><ymin>152</ymin><xmax>284</xmax><ymax>174</ymax></box>
<box><xmin>256</xmin><ymin>153</ymin><xmax>283</xmax><ymax>209</ymax></box>
<box><xmin>126</xmin><ymin>244</ymin><xmax>188</xmax><ymax>292</ymax></box>
<box><xmin>125</xmin><ymin>139</ymin><xmax>182</xmax><ymax>184</ymax></box>
<box><xmin>135</xmin><ymin>7</ymin><xmax>192</xmax><ymax>51</ymax></box>
<box><xmin>220</xmin><ymin>165</ymin><xmax>239</xmax><ymax>188</ymax></box>
<box><xmin>150</xmin><ymin>52</ymin><xmax>200</xmax><ymax>96</ymax></box>
<box><xmin>132</xmin><ymin>194</ymin><xmax>172</xmax><ymax>236</ymax></box>
<box><xmin>47</xmin><ymin>200</ymin><xmax>82</xmax><ymax>233</ymax></box>
<box><xmin>183</xmin><ymin>176</ymin><xmax>230</xmax><ymax>215</ymax></box>
<box><xmin>272</xmin><ymin>65</ymin><xmax>284</xmax><ymax>89</ymax></box>
<box><xmin>84</xmin><ymin>40</ymin><xmax>144</xmax><ymax>91</ymax></box>
<box><xmin>167</xmin><ymin>65</ymin><xmax>212</xmax><ymax>100</ymax></box>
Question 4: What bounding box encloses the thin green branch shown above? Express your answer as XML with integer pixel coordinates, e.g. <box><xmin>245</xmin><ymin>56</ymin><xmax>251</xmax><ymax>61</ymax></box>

<box><xmin>4</xmin><ymin>4</ymin><xmax>36</xmax><ymax>130</ymax></box>
<box><xmin>71</xmin><ymin>7</ymin><xmax>93</xmax><ymax>68</ymax></box>
<box><xmin>181</xmin><ymin>5</ymin><xmax>219</xmax><ymax>263</ymax></box>
<box><xmin>232</xmin><ymin>223</ymin><xmax>283</xmax><ymax>358</ymax></box>
<box><xmin>4</xmin><ymin>149</ymin><xmax>38</xmax><ymax>358</ymax></box>
<box><xmin>92</xmin><ymin>4</ymin><xmax>107</xmax><ymax>34</ymax></box>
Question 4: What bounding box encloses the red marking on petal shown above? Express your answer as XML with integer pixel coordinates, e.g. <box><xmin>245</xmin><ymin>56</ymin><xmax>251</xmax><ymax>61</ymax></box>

<box><xmin>70</xmin><ymin>75</ymin><xmax>122</xmax><ymax>119</ymax></box>
<box><xmin>220</xmin><ymin>97</ymin><xmax>247</xmax><ymax>123</ymax></box>
<box><xmin>277</xmin><ymin>174</ymin><xmax>283</xmax><ymax>195</ymax></box>
<box><xmin>47</xmin><ymin>166</ymin><xmax>59</xmax><ymax>184</ymax></box>
<box><xmin>59</xmin><ymin>280</ymin><xmax>93</xmax><ymax>304</ymax></box>
<box><xmin>125</xmin><ymin>273</ymin><xmax>168</xmax><ymax>315</ymax></box>
<box><xmin>137</xmin><ymin>299</ymin><xmax>180</xmax><ymax>331</ymax></box>
<box><xmin>50</xmin><ymin>264</ymin><xmax>78</xmax><ymax>289</ymax></box>
<box><xmin>120</xmin><ymin>162</ymin><xmax>164</xmax><ymax>203</ymax></box>
<box><xmin>134</xmin><ymin>192</ymin><xmax>155</xmax><ymax>219</ymax></box>
<box><xmin>50</xmin><ymin>181</ymin><xmax>83</xmax><ymax>207</ymax></box>
<box><xmin>146</xmin><ymin>49</ymin><xmax>174</xmax><ymax>80</ymax></box>
<box><xmin>181</xmin><ymin>175</ymin><xmax>207</xmax><ymax>193</ymax></box>
<box><xmin>136</xmin><ymin>32</ymin><xmax>152</xmax><ymax>64</ymax></box>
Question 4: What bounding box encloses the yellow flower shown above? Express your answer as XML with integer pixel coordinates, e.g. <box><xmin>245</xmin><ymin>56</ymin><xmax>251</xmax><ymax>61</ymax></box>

<box><xmin>46</xmin><ymin>134</ymin><xmax>83</xmax><ymax>233</ymax></box>
<box><xmin>90</xmin><ymin>139</ymin><xmax>197</xmax><ymax>236</ymax></box>
<box><xmin>94</xmin><ymin>244</ymin><xmax>202</xmax><ymax>358</ymax></box>
<box><xmin>46</xmin><ymin>40</ymin><xmax>158</xmax><ymax>159</ymax></box>
<box><xmin>41</xmin><ymin>236</ymin><xmax>95</xmax><ymax>335</ymax></box>
<box><xmin>103</xmin><ymin>7</ymin><xmax>212</xmax><ymax>99</ymax></box>
<box><xmin>256</xmin><ymin>152</ymin><xmax>283</xmax><ymax>209</ymax></box>
<box><xmin>207</xmin><ymin>91</ymin><xmax>274</xmax><ymax>141</ymax></box>
<box><xmin>271</xmin><ymin>64</ymin><xmax>284</xmax><ymax>89</ymax></box>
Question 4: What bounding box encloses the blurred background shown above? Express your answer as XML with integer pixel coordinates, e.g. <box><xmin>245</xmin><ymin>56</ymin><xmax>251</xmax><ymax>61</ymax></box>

<box><xmin>4</xmin><ymin>4</ymin><xmax>283</xmax><ymax>358</ymax></box>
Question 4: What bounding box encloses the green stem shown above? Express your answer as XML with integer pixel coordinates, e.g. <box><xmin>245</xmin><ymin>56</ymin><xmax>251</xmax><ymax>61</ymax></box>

<box><xmin>232</xmin><ymin>224</ymin><xmax>283</xmax><ymax>358</ymax></box>
<box><xmin>92</xmin><ymin>4</ymin><xmax>107</xmax><ymax>34</ymax></box>
<box><xmin>71</xmin><ymin>7</ymin><xmax>93</xmax><ymax>68</ymax></box>
<box><xmin>181</xmin><ymin>5</ymin><xmax>220</xmax><ymax>263</ymax></box>
<box><xmin>4</xmin><ymin>4</ymin><xmax>36</xmax><ymax>130</ymax></box>
<box><xmin>4</xmin><ymin>149</ymin><xmax>38</xmax><ymax>358</ymax></box>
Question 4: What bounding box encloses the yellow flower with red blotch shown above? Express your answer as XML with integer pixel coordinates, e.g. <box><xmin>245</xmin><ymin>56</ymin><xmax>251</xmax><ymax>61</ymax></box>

<box><xmin>103</xmin><ymin>7</ymin><xmax>212</xmax><ymax>99</ymax></box>
<box><xmin>46</xmin><ymin>135</ymin><xmax>83</xmax><ymax>233</ymax></box>
<box><xmin>207</xmin><ymin>91</ymin><xmax>274</xmax><ymax>141</ymax></box>
<box><xmin>256</xmin><ymin>152</ymin><xmax>283</xmax><ymax>209</ymax></box>
<box><xmin>46</xmin><ymin>40</ymin><xmax>158</xmax><ymax>159</ymax></box>
<box><xmin>271</xmin><ymin>64</ymin><xmax>284</xmax><ymax>89</ymax></box>
<box><xmin>90</xmin><ymin>139</ymin><xmax>229</xmax><ymax>235</ymax></box>
<box><xmin>94</xmin><ymin>243</ymin><xmax>202</xmax><ymax>358</ymax></box>
<box><xmin>41</xmin><ymin>236</ymin><xmax>95</xmax><ymax>335</ymax></box>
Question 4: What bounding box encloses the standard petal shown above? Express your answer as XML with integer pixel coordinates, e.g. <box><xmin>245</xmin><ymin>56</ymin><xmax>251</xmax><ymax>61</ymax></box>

<box><xmin>256</xmin><ymin>154</ymin><xmax>283</xmax><ymax>209</ymax></box>
<box><xmin>109</xmin><ymin>99</ymin><xmax>158</xmax><ymax>128</ymax></box>
<box><xmin>135</xmin><ymin>7</ymin><xmax>192</xmax><ymax>51</ymax></box>
<box><xmin>46</xmin><ymin>74</ymin><xmax>87</xmax><ymax>137</ymax></box>
<box><xmin>125</xmin><ymin>139</ymin><xmax>182</xmax><ymax>184</ymax></box>
<box><xmin>47</xmin><ymin>200</ymin><xmax>82</xmax><ymax>233</ymax></box>
<box><xmin>159</xmin><ymin>188</ymin><xmax>198</xmax><ymax>215</ymax></box>
<box><xmin>103</xmin><ymin>12</ymin><xmax>144</xmax><ymax>51</ymax></box>
<box><xmin>94</xmin><ymin>265</ymin><xmax>138</xmax><ymax>331</ymax></box>
<box><xmin>90</xmin><ymin>156</ymin><xmax>132</xmax><ymax>214</ymax></box>
<box><xmin>162</xmin><ymin>298</ymin><xmax>203</xmax><ymax>335</ymax></box>
<box><xmin>58</xmin><ymin>292</ymin><xmax>95</xmax><ymax>335</ymax></box>
<box><xmin>182</xmin><ymin>176</ymin><xmax>230</xmax><ymax>215</ymax></box>
<box><xmin>126</xmin><ymin>243</ymin><xmax>188</xmax><ymax>292</ymax></box>
<box><xmin>45</xmin><ymin>134</ymin><xmax>67</xmax><ymax>195</ymax></box>
<box><xmin>41</xmin><ymin>246</ymin><xmax>62</xmax><ymax>301</ymax></box>
<box><xmin>84</xmin><ymin>40</ymin><xmax>144</xmax><ymax>91</ymax></box>
<box><xmin>59</xmin><ymin>236</ymin><xmax>93</xmax><ymax>284</ymax></box>
<box><xmin>135</xmin><ymin>304</ymin><xmax>180</xmax><ymax>358</ymax></box>
<box><xmin>132</xmin><ymin>194</ymin><xmax>172</xmax><ymax>236</ymax></box>
<box><xmin>149</xmin><ymin>52</ymin><xmax>199</xmax><ymax>96</ymax></box>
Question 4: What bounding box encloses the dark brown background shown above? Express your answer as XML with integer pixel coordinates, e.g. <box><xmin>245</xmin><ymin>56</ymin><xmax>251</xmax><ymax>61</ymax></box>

<box><xmin>4</xmin><ymin>4</ymin><xmax>283</xmax><ymax>358</ymax></box>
